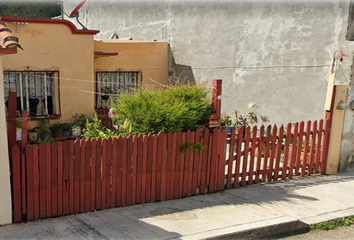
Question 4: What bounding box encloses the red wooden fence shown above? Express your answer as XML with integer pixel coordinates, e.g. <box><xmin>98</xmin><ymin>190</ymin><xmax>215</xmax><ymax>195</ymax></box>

<box><xmin>10</xmin><ymin>119</ymin><xmax>330</xmax><ymax>223</ymax></box>
<box><xmin>224</xmin><ymin>119</ymin><xmax>330</xmax><ymax>188</ymax></box>
<box><xmin>11</xmin><ymin>127</ymin><xmax>226</xmax><ymax>222</ymax></box>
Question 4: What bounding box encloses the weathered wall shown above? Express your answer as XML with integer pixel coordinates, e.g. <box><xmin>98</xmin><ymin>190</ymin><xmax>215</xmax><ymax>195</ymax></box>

<box><xmin>2</xmin><ymin>21</ymin><xmax>95</xmax><ymax>124</ymax></box>
<box><xmin>0</xmin><ymin>56</ymin><xmax>13</xmax><ymax>225</ymax></box>
<box><xmin>64</xmin><ymin>0</ymin><xmax>354</xmax><ymax>125</ymax></box>
<box><xmin>94</xmin><ymin>40</ymin><xmax>169</xmax><ymax>87</ymax></box>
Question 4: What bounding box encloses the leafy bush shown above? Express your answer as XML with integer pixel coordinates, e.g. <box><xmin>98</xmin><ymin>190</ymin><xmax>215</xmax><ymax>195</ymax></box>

<box><xmin>111</xmin><ymin>83</ymin><xmax>212</xmax><ymax>135</ymax></box>
<box><xmin>83</xmin><ymin>112</ymin><xmax>120</xmax><ymax>139</ymax></box>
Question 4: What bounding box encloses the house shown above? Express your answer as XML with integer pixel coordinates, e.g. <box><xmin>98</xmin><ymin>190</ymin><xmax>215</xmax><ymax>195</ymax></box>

<box><xmin>0</xmin><ymin>19</ymin><xmax>21</xmax><ymax>225</ymax></box>
<box><xmin>63</xmin><ymin>0</ymin><xmax>354</xmax><ymax>125</ymax></box>
<box><xmin>1</xmin><ymin>16</ymin><xmax>168</xmax><ymax>128</ymax></box>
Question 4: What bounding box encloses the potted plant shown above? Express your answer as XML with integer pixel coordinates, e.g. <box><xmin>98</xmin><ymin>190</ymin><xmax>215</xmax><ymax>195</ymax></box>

<box><xmin>28</xmin><ymin>127</ymin><xmax>39</xmax><ymax>143</ymax></box>
<box><xmin>101</xmin><ymin>86</ymin><xmax>115</xmax><ymax>101</ymax></box>
<box><xmin>62</xmin><ymin>123</ymin><xmax>73</xmax><ymax>137</ymax></box>
<box><xmin>50</xmin><ymin>122</ymin><xmax>64</xmax><ymax>138</ymax></box>
<box><xmin>221</xmin><ymin>114</ymin><xmax>233</xmax><ymax>134</ymax></box>
<box><xmin>39</xmin><ymin>119</ymin><xmax>51</xmax><ymax>140</ymax></box>
<box><xmin>71</xmin><ymin>125</ymin><xmax>81</xmax><ymax>137</ymax></box>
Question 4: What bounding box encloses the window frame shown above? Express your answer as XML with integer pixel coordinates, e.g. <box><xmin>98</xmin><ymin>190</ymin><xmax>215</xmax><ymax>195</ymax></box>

<box><xmin>95</xmin><ymin>70</ymin><xmax>142</xmax><ymax>109</ymax></box>
<box><xmin>3</xmin><ymin>70</ymin><xmax>61</xmax><ymax>119</ymax></box>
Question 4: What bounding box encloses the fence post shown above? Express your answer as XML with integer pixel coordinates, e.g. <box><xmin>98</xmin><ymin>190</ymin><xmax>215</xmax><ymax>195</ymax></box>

<box><xmin>210</xmin><ymin>79</ymin><xmax>222</xmax><ymax>127</ymax></box>
<box><xmin>325</xmin><ymin>86</ymin><xmax>347</xmax><ymax>174</ymax></box>
<box><xmin>7</xmin><ymin>92</ymin><xmax>17</xmax><ymax>150</ymax></box>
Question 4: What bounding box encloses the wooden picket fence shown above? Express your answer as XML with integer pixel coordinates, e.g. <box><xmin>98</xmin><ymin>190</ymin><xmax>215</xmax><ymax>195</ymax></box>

<box><xmin>11</xmin><ymin>128</ymin><xmax>227</xmax><ymax>222</ymax></box>
<box><xmin>224</xmin><ymin>119</ymin><xmax>330</xmax><ymax>188</ymax></box>
<box><xmin>10</xmin><ymin>119</ymin><xmax>330</xmax><ymax>223</ymax></box>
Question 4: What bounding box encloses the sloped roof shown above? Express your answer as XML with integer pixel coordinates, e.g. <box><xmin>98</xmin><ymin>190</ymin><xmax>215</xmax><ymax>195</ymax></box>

<box><xmin>0</xmin><ymin>20</ymin><xmax>22</xmax><ymax>50</ymax></box>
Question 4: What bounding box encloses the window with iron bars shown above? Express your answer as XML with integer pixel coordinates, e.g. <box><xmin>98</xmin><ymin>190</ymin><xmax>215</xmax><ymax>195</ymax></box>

<box><xmin>96</xmin><ymin>71</ymin><xmax>141</xmax><ymax>109</ymax></box>
<box><xmin>3</xmin><ymin>71</ymin><xmax>60</xmax><ymax>117</ymax></box>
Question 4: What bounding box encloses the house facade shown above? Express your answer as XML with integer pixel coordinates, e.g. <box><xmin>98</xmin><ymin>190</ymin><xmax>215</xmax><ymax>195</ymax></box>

<box><xmin>1</xmin><ymin>17</ymin><xmax>168</xmax><ymax>127</ymax></box>
<box><xmin>63</xmin><ymin>0</ymin><xmax>354</xmax><ymax>125</ymax></box>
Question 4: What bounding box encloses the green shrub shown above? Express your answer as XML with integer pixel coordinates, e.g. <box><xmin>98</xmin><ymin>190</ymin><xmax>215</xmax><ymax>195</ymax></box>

<box><xmin>111</xmin><ymin>83</ymin><xmax>212</xmax><ymax>135</ymax></box>
<box><xmin>83</xmin><ymin>112</ymin><xmax>120</xmax><ymax>139</ymax></box>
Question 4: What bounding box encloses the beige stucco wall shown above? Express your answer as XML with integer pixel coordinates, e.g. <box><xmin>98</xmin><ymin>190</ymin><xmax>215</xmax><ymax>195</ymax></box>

<box><xmin>0</xmin><ymin>56</ymin><xmax>12</xmax><ymax>225</ymax></box>
<box><xmin>2</xmin><ymin>21</ymin><xmax>96</xmax><ymax>125</ymax></box>
<box><xmin>94</xmin><ymin>41</ymin><xmax>169</xmax><ymax>88</ymax></box>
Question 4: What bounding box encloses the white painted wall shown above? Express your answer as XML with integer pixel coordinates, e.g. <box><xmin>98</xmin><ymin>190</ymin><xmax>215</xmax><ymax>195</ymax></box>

<box><xmin>0</xmin><ymin>56</ymin><xmax>13</xmax><ymax>225</ymax></box>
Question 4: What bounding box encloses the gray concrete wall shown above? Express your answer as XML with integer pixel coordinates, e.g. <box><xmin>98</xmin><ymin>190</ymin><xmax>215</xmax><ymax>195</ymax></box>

<box><xmin>63</xmin><ymin>0</ymin><xmax>353</xmax><ymax>126</ymax></box>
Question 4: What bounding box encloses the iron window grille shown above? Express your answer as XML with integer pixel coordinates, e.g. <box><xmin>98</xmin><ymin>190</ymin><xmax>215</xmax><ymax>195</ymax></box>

<box><xmin>96</xmin><ymin>71</ymin><xmax>141</xmax><ymax>109</ymax></box>
<box><xmin>3</xmin><ymin>70</ymin><xmax>60</xmax><ymax>117</ymax></box>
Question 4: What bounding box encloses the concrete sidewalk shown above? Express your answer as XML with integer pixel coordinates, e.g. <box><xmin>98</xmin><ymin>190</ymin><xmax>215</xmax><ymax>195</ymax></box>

<box><xmin>1</xmin><ymin>172</ymin><xmax>354</xmax><ymax>240</ymax></box>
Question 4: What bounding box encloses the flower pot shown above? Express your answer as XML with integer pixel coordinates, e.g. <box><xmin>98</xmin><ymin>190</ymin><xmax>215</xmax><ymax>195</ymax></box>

<box><xmin>53</xmin><ymin>131</ymin><xmax>63</xmax><ymax>138</ymax></box>
<box><xmin>28</xmin><ymin>132</ymin><xmax>38</xmax><ymax>143</ymax></box>
<box><xmin>101</xmin><ymin>95</ymin><xmax>110</xmax><ymax>101</ymax></box>
<box><xmin>71</xmin><ymin>126</ymin><xmax>81</xmax><ymax>137</ymax></box>
<box><xmin>226</xmin><ymin>126</ymin><xmax>233</xmax><ymax>134</ymax></box>
<box><xmin>40</xmin><ymin>132</ymin><xmax>51</xmax><ymax>140</ymax></box>
<box><xmin>63</xmin><ymin>130</ymin><xmax>71</xmax><ymax>137</ymax></box>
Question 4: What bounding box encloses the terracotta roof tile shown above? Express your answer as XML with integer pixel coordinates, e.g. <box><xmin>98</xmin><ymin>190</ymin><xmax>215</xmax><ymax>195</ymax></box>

<box><xmin>0</xmin><ymin>20</ymin><xmax>23</xmax><ymax>50</ymax></box>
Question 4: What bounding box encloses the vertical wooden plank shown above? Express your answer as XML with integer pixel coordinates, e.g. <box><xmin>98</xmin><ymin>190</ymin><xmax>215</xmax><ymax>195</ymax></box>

<box><xmin>302</xmin><ymin>121</ymin><xmax>311</xmax><ymax>177</ymax></box>
<box><xmin>274</xmin><ymin>125</ymin><xmax>284</xmax><ymax>181</ymax></box>
<box><xmin>126</xmin><ymin>136</ymin><xmax>133</xmax><ymax>206</ymax></box>
<box><xmin>136</xmin><ymin>135</ymin><xmax>143</xmax><ymax>204</ymax></box>
<box><xmin>21</xmin><ymin>153</ymin><xmax>27</xmax><ymax>216</ymax></box>
<box><xmin>20</xmin><ymin>111</ymin><xmax>28</xmax><ymax>150</ymax></box>
<box><xmin>12</xmin><ymin>145</ymin><xmax>22</xmax><ymax>222</ymax></box>
<box><xmin>151</xmin><ymin>134</ymin><xmax>158</xmax><ymax>202</ymax></box>
<box><xmin>288</xmin><ymin>123</ymin><xmax>299</xmax><ymax>179</ymax></box>
<box><xmin>95</xmin><ymin>139</ymin><xmax>102</xmax><ymax>209</ymax></box>
<box><xmin>267</xmin><ymin>126</ymin><xmax>278</xmax><ymax>181</ymax></box>
<box><xmin>45</xmin><ymin>143</ymin><xmax>52</xmax><ymax>218</ymax></box>
<box><xmin>227</xmin><ymin>127</ymin><xmax>236</xmax><ymax>188</ymax></box>
<box><xmin>308</xmin><ymin>121</ymin><xmax>317</xmax><ymax>176</ymax></box>
<box><xmin>79</xmin><ymin>140</ymin><xmax>86</xmax><ymax>212</ymax></box>
<box><xmin>209</xmin><ymin>129</ymin><xmax>219</xmax><ymax>192</ymax></box>
<box><xmin>141</xmin><ymin>135</ymin><xmax>148</xmax><ymax>204</ymax></box>
<box><xmin>90</xmin><ymin>139</ymin><xmax>96</xmax><ymax>211</ymax></box>
<box><xmin>111</xmin><ymin>138</ymin><xmax>118</xmax><ymax>207</ymax></box>
<box><xmin>161</xmin><ymin>133</ymin><xmax>168</xmax><ymax>201</ymax></box>
<box><xmin>295</xmin><ymin>122</ymin><xmax>305</xmax><ymax>176</ymax></box>
<box><xmin>39</xmin><ymin>143</ymin><xmax>46</xmax><ymax>218</ymax></box>
<box><xmin>26</xmin><ymin>145</ymin><xmax>34</xmax><ymax>221</ymax></box>
<box><xmin>132</xmin><ymin>136</ymin><xmax>138</xmax><ymax>205</ymax></box>
<box><xmin>187</xmin><ymin>131</ymin><xmax>195</xmax><ymax>196</ymax></box>
<box><xmin>191</xmin><ymin>129</ymin><xmax>200</xmax><ymax>195</ymax></box>
<box><xmin>63</xmin><ymin>141</ymin><xmax>70</xmax><ymax>215</ymax></box>
<box><xmin>217</xmin><ymin>128</ymin><xmax>227</xmax><ymax>191</ymax></box>
<box><xmin>145</xmin><ymin>133</ymin><xmax>153</xmax><ymax>203</ymax></box>
<box><xmin>315</xmin><ymin>120</ymin><xmax>324</xmax><ymax>174</ymax></box>
<box><xmin>74</xmin><ymin>140</ymin><xmax>80</xmax><ymax>214</ymax></box>
<box><xmin>197</xmin><ymin>129</ymin><xmax>204</xmax><ymax>192</ymax></box>
<box><xmin>68</xmin><ymin>141</ymin><xmax>74</xmax><ymax>214</ymax></box>
<box><xmin>173</xmin><ymin>132</ymin><xmax>182</xmax><ymax>198</ymax></box>
<box><xmin>261</xmin><ymin>126</ymin><xmax>271</xmax><ymax>182</ymax></box>
<box><xmin>163</xmin><ymin>132</ymin><xmax>171</xmax><ymax>200</ymax></box>
<box><xmin>106</xmin><ymin>138</ymin><xmax>113</xmax><ymax>208</ymax></box>
<box><xmin>85</xmin><ymin>139</ymin><xmax>91</xmax><ymax>212</ymax></box>
<box><xmin>234</xmin><ymin>127</ymin><xmax>243</xmax><ymax>188</ymax></box>
<box><xmin>281</xmin><ymin>124</ymin><xmax>292</xmax><ymax>180</ymax></box>
<box><xmin>115</xmin><ymin>137</ymin><xmax>122</xmax><ymax>207</ymax></box>
<box><xmin>121</xmin><ymin>137</ymin><xmax>127</xmax><ymax>207</ymax></box>
<box><xmin>200</xmin><ymin>129</ymin><xmax>209</xmax><ymax>194</ymax></box>
<box><xmin>33</xmin><ymin>145</ymin><xmax>40</xmax><ymax>220</ymax></box>
<box><xmin>255</xmin><ymin>126</ymin><xmax>264</xmax><ymax>183</ymax></box>
<box><xmin>178</xmin><ymin>133</ymin><xmax>186</xmax><ymax>198</ymax></box>
<box><xmin>241</xmin><ymin>127</ymin><xmax>250</xmax><ymax>186</ymax></box>
<box><xmin>57</xmin><ymin>143</ymin><xmax>63</xmax><ymax>217</ymax></box>
<box><xmin>155</xmin><ymin>133</ymin><xmax>163</xmax><ymax>201</ymax></box>
<box><xmin>101</xmin><ymin>139</ymin><xmax>107</xmax><ymax>209</ymax></box>
<box><xmin>248</xmin><ymin>126</ymin><xmax>257</xmax><ymax>185</ymax></box>
<box><xmin>182</xmin><ymin>131</ymin><xmax>191</xmax><ymax>196</ymax></box>
<box><xmin>169</xmin><ymin>133</ymin><xmax>177</xmax><ymax>198</ymax></box>
<box><xmin>51</xmin><ymin>142</ymin><xmax>58</xmax><ymax>217</ymax></box>
<box><xmin>7</xmin><ymin>92</ymin><xmax>17</xmax><ymax>150</ymax></box>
